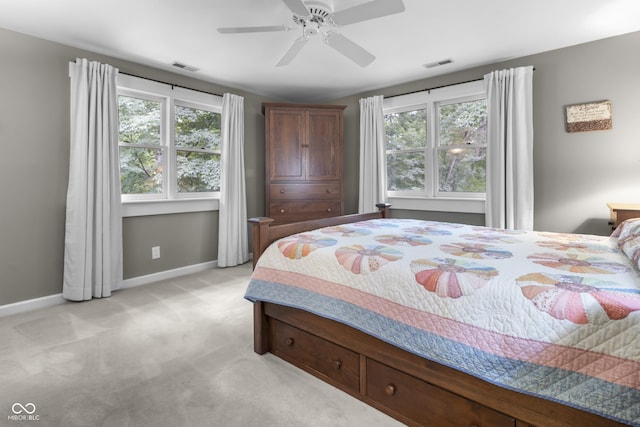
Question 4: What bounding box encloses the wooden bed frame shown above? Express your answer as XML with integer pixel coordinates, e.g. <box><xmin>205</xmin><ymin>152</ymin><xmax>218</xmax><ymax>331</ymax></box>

<box><xmin>248</xmin><ymin>205</ymin><xmax>628</xmax><ymax>427</ymax></box>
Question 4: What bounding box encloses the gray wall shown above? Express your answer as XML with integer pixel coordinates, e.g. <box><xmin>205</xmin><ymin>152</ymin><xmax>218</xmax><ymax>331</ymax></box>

<box><xmin>0</xmin><ymin>28</ymin><xmax>270</xmax><ymax>306</ymax></box>
<box><xmin>335</xmin><ymin>31</ymin><xmax>640</xmax><ymax>235</ymax></box>
<box><xmin>1</xmin><ymin>26</ymin><xmax>639</xmax><ymax>306</ymax></box>
<box><xmin>123</xmin><ymin>212</ymin><xmax>218</xmax><ymax>279</ymax></box>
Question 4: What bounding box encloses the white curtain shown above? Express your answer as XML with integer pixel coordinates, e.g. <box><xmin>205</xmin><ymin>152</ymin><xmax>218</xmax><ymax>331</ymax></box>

<box><xmin>358</xmin><ymin>95</ymin><xmax>387</xmax><ymax>213</ymax></box>
<box><xmin>484</xmin><ymin>66</ymin><xmax>534</xmax><ymax>230</ymax></box>
<box><xmin>63</xmin><ymin>58</ymin><xmax>122</xmax><ymax>301</ymax></box>
<box><xmin>218</xmin><ymin>93</ymin><xmax>249</xmax><ymax>267</ymax></box>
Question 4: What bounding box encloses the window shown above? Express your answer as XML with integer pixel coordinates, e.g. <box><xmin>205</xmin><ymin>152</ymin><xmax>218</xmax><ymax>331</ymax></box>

<box><xmin>383</xmin><ymin>80</ymin><xmax>487</xmax><ymax>213</ymax></box>
<box><xmin>174</xmin><ymin>103</ymin><xmax>221</xmax><ymax>193</ymax></box>
<box><xmin>117</xmin><ymin>74</ymin><xmax>222</xmax><ymax>216</ymax></box>
<box><xmin>118</xmin><ymin>95</ymin><xmax>164</xmax><ymax>195</ymax></box>
<box><xmin>436</xmin><ymin>98</ymin><xmax>487</xmax><ymax>194</ymax></box>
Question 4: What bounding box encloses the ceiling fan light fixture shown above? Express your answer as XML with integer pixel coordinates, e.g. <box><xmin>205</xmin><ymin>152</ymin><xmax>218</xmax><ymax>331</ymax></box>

<box><xmin>307</xmin><ymin>25</ymin><xmax>319</xmax><ymax>36</ymax></box>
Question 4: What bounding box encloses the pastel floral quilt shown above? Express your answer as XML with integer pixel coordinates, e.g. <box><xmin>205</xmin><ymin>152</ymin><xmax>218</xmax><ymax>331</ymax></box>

<box><xmin>245</xmin><ymin>218</ymin><xmax>640</xmax><ymax>425</ymax></box>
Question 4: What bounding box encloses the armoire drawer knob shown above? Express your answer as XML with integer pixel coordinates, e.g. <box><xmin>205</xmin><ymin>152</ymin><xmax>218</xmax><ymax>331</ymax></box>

<box><xmin>285</xmin><ymin>337</ymin><xmax>294</xmax><ymax>347</ymax></box>
<box><xmin>280</xmin><ymin>209</ymin><xmax>285</xmax><ymax>213</ymax></box>
<box><xmin>333</xmin><ymin>360</ymin><xmax>342</xmax><ymax>370</ymax></box>
<box><xmin>385</xmin><ymin>384</ymin><xmax>396</xmax><ymax>396</ymax></box>
<box><xmin>327</xmin><ymin>208</ymin><xmax>332</xmax><ymax>212</ymax></box>
<box><xmin>279</xmin><ymin>188</ymin><xmax>285</xmax><ymax>193</ymax></box>
<box><xmin>326</xmin><ymin>188</ymin><xmax>331</xmax><ymax>193</ymax></box>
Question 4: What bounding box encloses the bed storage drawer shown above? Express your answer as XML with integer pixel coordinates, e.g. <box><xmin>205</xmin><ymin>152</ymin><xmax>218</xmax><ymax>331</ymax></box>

<box><xmin>366</xmin><ymin>359</ymin><xmax>515</xmax><ymax>427</ymax></box>
<box><xmin>270</xmin><ymin>319</ymin><xmax>359</xmax><ymax>394</ymax></box>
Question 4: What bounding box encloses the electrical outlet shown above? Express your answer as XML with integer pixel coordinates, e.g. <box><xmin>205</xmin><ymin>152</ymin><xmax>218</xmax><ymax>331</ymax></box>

<box><xmin>152</xmin><ymin>246</ymin><xmax>160</xmax><ymax>259</ymax></box>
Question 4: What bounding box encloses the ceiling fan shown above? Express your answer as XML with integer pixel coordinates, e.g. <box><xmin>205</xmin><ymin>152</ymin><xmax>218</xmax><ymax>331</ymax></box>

<box><xmin>217</xmin><ymin>0</ymin><xmax>405</xmax><ymax>67</ymax></box>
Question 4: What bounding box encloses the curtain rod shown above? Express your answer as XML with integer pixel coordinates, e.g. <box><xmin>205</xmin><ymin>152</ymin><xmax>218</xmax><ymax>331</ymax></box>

<box><xmin>384</xmin><ymin>67</ymin><xmax>535</xmax><ymax>99</ymax></box>
<box><xmin>384</xmin><ymin>77</ymin><xmax>483</xmax><ymax>99</ymax></box>
<box><xmin>118</xmin><ymin>71</ymin><xmax>224</xmax><ymax>98</ymax></box>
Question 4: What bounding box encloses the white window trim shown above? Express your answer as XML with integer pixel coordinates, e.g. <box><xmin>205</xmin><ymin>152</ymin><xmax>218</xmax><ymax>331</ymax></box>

<box><xmin>387</xmin><ymin>196</ymin><xmax>485</xmax><ymax>213</ymax></box>
<box><xmin>384</xmin><ymin>80</ymin><xmax>486</xmax><ymax>214</ymax></box>
<box><xmin>117</xmin><ymin>74</ymin><xmax>223</xmax><ymax>217</ymax></box>
<box><xmin>121</xmin><ymin>198</ymin><xmax>220</xmax><ymax>217</ymax></box>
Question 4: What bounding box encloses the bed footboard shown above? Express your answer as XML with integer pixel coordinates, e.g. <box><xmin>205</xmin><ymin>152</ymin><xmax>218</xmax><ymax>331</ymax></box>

<box><xmin>248</xmin><ymin>203</ymin><xmax>390</xmax><ymax>269</ymax></box>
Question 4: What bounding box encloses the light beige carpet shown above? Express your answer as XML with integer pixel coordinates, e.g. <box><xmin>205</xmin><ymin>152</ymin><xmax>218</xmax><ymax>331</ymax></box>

<box><xmin>0</xmin><ymin>263</ymin><xmax>401</xmax><ymax>427</ymax></box>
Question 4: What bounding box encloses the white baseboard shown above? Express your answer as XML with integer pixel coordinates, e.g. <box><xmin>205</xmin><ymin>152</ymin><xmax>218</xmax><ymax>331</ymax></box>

<box><xmin>0</xmin><ymin>293</ymin><xmax>67</xmax><ymax>318</ymax></box>
<box><xmin>0</xmin><ymin>260</ymin><xmax>219</xmax><ymax>318</ymax></box>
<box><xmin>120</xmin><ymin>260</ymin><xmax>218</xmax><ymax>290</ymax></box>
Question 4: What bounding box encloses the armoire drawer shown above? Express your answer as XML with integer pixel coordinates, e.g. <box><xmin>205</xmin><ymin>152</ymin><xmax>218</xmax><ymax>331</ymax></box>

<box><xmin>270</xmin><ymin>183</ymin><xmax>342</xmax><ymax>200</ymax></box>
<box><xmin>269</xmin><ymin>200</ymin><xmax>342</xmax><ymax>222</ymax></box>
<box><xmin>366</xmin><ymin>359</ymin><xmax>515</xmax><ymax>427</ymax></box>
<box><xmin>270</xmin><ymin>319</ymin><xmax>359</xmax><ymax>394</ymax></box>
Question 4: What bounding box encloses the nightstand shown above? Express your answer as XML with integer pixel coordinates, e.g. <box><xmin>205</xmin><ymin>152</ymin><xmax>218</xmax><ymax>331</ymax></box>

<box><xmin>607</xmin><ymin>203</ymin><xmax>640</xmax><ymax>230</ymax></box>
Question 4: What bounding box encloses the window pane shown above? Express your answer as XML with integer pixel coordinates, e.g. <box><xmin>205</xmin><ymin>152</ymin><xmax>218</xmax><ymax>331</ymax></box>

<box><xmin>118</xmin><ymin>96</ymin><xmax>161</xmax><ymax>145</ymax></box>
<box><xmin>120</xmin><ymin>146</ymin><xmax>163</xmax><ymax>194</ymax></box>
<box><xmin>438</xmin><ymin>99</ymin><xmax>487</xmax><ymax>146</ymax></box>
<box><xmin>438</xmin><ymin>148</ymin><xmax>486</xmax><ymax>193</ymax></box>
<box><xmin>384</xmin><ymin>110</ymin><xmax>427</xmax><ymax>150</ymax></box>
<box><xmin>177</xmin><ymin>151</ymin><xmax>221</xmax><ymax>192</ymax></box>
<box><xmin>175</xmin><ymin>105</ymin><xmax>221</xmax><ymax>151</ymax></box>
<box><xmin>387</xmin><ymin>152</ymin><xmax>425</xmax><ymax>191</ymax></box>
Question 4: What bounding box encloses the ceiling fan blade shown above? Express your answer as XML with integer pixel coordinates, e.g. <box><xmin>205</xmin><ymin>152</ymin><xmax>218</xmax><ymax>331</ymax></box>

<box><xmin>276</xmin><ymin>37</ymin><xmax>309</xmax><ymax>66</ymax></box>
<box><xmin>325</xmin><ymin>32</ymin><xmax>375</xmax><ymax>67</ymax></box>
<box><xmin>281</xmin><ymin>0</ymin><xmax>310</xmax><ymax>16</ymax></box>
<box><xmin>218</xmin><ymin>25</ymin><xmax>290</xmax><ymax>34</ymax></box>
<box><xmin>332</xmin><ymin>0</ymin><xmax>405</xmax><ymax>26</ymax></box>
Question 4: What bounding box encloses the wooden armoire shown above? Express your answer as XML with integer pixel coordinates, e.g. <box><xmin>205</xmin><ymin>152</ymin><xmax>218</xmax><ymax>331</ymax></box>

<box><xmin>263</xmin><ymin>103</ymin><xmax>346</xmax><ymax>224</ymax></box>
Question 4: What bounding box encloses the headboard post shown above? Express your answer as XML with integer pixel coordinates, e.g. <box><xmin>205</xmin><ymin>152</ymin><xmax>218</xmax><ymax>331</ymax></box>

<box><xmin>376</xmin><ymin>203</ymin><xmax>391</xmax><ymax>218</ymax></box>
<box><xmin>249</xmin><ymin>217</ymin><xmax>274</xmax><ymax>269</ymax></box>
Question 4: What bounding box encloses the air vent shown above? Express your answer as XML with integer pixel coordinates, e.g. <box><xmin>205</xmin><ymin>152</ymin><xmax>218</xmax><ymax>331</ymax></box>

<box><xmin>424</xmin><ymin>59</ymin><xmax>453</xmax><ymax>69</ymax></box>
<box><xmin>171</xmin><ymin>61</ymin><xmax>199</xmax><ymax>72</ymax></box>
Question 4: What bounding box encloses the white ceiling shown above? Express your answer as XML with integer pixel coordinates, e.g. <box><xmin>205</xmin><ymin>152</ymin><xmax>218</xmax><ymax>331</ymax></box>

<box><xmin>1</xmin><ymin>0</ymin><xmax>639</xmax><ymax>102</ymax></box>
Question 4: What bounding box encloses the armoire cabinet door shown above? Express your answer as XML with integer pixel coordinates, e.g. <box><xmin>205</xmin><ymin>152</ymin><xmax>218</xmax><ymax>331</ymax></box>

<box><xmin>306</xmin><ymin>110</ymin><xmax>342</xmax><ymax>181</ymax></box>
<box><xmin>268</xmin><ymin>109</ymin><xmax>305</xmax><ymax>181</ymax></box>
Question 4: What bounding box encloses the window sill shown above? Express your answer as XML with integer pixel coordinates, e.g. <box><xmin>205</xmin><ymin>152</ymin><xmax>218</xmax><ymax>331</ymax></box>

<box><xmin>122</xmin><ymin>198</ymin><xmax>219</xmax><ymax>217</ymax></box>
<box><xmin>387</xmin><ymin>196</ymin><xmax>485</xmax><ymax>214</ymax></box>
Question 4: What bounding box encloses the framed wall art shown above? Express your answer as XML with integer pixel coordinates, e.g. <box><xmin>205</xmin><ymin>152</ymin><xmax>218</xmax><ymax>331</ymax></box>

<box><xmin>565</xmin><ymin>100</ymin><xmax>612</xmax><ymax>133</ymax></box>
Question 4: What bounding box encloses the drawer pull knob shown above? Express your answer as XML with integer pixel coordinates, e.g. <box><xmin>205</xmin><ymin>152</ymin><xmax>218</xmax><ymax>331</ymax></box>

<box><xmin>279</xmin><ymin>188</ymin><xmax>285</xmax><ymax>193</ymax></box>
<box><xmin>333</xmin><ymin>360</ymin><xmax>342</xmax><ymax>370</ymax></box>
<box><xmin>285</xmin><ymin>338</ymin><xmax>294</xmax><ymax>347</ymax></box>
<box><xmin>280</xmin><ymin>209</ymin><xmax>285</xmax><ymax>213</ymax></box>
<box><xmin>326</xmin><ymin>188</ymin><xmax>331</xmax><ymax>193</ymax></box>
<box><xmin>385</xmin><ymin>384</ymin><xmax>396</xmax><ymax>396</ymax></box>
<box><xmin>327</xmin><ymin>208</ymin><xmax>332</xmax><ymax>212</ymax></box>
